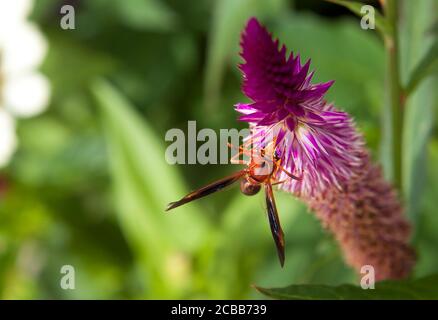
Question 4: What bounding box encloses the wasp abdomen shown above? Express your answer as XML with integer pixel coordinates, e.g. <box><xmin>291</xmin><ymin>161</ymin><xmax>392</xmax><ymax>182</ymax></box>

<box><xmin>240</xmin><ymin>177</ymin><xmax>261</xmax><ymax>196</ymax></box>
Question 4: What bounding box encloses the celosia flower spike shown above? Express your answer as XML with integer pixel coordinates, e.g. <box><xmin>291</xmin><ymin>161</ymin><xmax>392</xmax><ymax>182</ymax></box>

<box><xmin>236</xmin><ymin>17</ymin><xmax>363</xmax><ymax>197</ymax></box>
<box><xmin>236</xmin><ymin>17</ymin><xmax>415</xmax><ymax>280</ymax></box>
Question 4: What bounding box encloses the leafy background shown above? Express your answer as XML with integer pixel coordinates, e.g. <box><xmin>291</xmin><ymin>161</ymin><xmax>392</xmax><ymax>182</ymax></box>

<box><xmin>0</xmin><ymin>0</ymin><xmax>437</xmax><ymax>299</ymax></box>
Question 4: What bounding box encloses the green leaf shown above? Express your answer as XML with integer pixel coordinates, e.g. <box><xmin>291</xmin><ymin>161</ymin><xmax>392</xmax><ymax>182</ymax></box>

<box><xmin>85</xmin><ymin>0</ymin><xmax>178</xmax><ymax>32</ymax></box>
<box><xmin>325</xmin><ymin>0</ymin><xmax>389</xmax><ymax>36</ymax></box>
<box><xmin>92</xmin><ymin>79</ymin><xmax>211</xmax><ymax>297</ymax></box>
<box><xmin>426</xmin><ymin>20</ymin><xmax>438</xmax><ymax>35</ymax></box>
<box><xmin>204</xmin><ymin>0</ymin><xmax>287</xmax><ymax>110</ymax></box>
<box><xmin>256</xmin><ymin>274</ymin><xmax>438</xmax><ymax>299</ymax></box>
<box><xmin>415</xmin><ymin>142</ymin><xmax>438</xmax><ymax>276</ymax></box>
<box><xmin>113</xmin><ymin>0</ymin><xmax>178</xmax><ymax>31</ymax></box>
<box><xmin>400</xmin><ymin>0</ymin><xmax>437</xmax><ymax>233</ymax></box>
<box><xmin>405</xmin><ymin>41</ymin><xmax>438</xmax><ymax>95</ymax></box>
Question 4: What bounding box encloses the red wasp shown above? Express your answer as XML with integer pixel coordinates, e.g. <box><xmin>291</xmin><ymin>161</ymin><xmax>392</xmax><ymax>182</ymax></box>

<box><xmin>166</xmin><ymin>140</ymin><xmax>300</xmax><ymax>267</ymax></box>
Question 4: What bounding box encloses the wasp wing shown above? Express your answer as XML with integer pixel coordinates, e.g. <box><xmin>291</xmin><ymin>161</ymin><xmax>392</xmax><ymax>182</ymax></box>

<box><xmin>166</xmin><ymin>170</ymin><xmax>246</xmax><ymax>211</ymax></box>
<box><xmin>264</xmin><ymin>182</ymin><xmax>286</xmax><ymax>267</ymax></box>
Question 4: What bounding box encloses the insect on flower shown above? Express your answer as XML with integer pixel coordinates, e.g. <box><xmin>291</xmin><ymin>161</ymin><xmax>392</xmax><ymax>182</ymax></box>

<box><xmin>166</xmin><ymin>140</ymin><xmax>301</xmax><ymax>267</ymax></box>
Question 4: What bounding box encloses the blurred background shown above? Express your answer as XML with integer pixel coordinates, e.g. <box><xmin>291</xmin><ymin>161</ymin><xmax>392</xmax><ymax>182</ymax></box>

<box><xmin>0</xmin><ymin>0</ymin><xmax>437</xmax><ymax>299</ymax></box>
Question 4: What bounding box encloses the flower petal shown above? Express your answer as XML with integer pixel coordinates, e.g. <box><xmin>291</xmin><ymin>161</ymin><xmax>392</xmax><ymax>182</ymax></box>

<box><xmin>4</xmin><ymin>73</ymin><xmax>50</xmax><ymax>117</ymax></box>
<box><xmin>285</xmin><ymin>117</ymin><xmax>296</xmax><ymax>131</ymax></box>
<box><xmin>1</xmin><ymin>22</ymin><xmax>47</xmax><ymax>75</ymax></box>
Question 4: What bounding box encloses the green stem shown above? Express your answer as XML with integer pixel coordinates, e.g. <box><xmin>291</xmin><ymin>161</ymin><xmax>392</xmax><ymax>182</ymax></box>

<box><xmin>384</xmin><ymin>0</ymin><xmax>405</xmax><ymax>191</ymax></box>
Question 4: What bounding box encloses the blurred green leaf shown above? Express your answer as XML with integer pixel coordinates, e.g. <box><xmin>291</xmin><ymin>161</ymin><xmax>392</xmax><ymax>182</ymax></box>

<box><xmin>82</xmin><ymin>0</ymin><xmax>177</xmax><ymax>32</ymax></box>
<box><xmin>42</xmin><ymin>31</ymin><xmax>116</xmax><ymax>98</ymax></box>
<box><xmin>400</xmin><ymin>0</ymin><xmax>437</xmax><ymax>231</ymax></box>
<box><xmin>92</xmin><ymin>79</ymin><xmax>212</xmax><ymax>297</ymax></box>
<box><xmin>204</xmin><ymin>0</ymin><xmax>287</xmax><ymax>110</ymax></box>
<box><xmin>256</xmin><ymin>274</ymin><xmax>438</xmax><ymax>299</ymax></box>
<box><xmin>427</xmin><ymin>20</ymin><xmax>438</xmax><ymax>35</ymax></box>
<box><xmin>415</xmin><ymin>141</ymin><xmax>438</xmax><ymax>277</ymax></box>
<box><xmin>325</xmin><ymin>0</ymin><xmax>389</xmax><ymax>35</ymax></box>
<box><xmin>405</xmin><ymin>41</ymin><xmax>438</xmax><ymax>95</ymax></box>
<box><xmin>113</xmin><ymin>0</ymin><xmax>178</xmax><ymax>31</ymax></box>
<box><xmin>15</xmin><ymin>115</ymin><xmax>106</xmax><ymax>189</ymax></box>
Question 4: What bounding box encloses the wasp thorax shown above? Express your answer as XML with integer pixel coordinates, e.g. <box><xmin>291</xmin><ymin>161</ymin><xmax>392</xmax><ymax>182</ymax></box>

<box><xmin>249</xmin><ymin>158</ymin><xmax>274</xmax><ymax>182</ymax></box>
<box><xmin>240</xmin><ymin>177</ymin><xmax>261</xmax><ymax>196</ymax></box>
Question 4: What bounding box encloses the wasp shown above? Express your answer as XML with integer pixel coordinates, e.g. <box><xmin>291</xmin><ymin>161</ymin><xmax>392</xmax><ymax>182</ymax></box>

<box><xmin>166</xmin><ymin>141</ymin><xmax>300</xmax><ymax>267</ymax></box>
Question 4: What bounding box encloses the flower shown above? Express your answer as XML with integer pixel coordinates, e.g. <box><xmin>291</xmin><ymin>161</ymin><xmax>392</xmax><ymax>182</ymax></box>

<box><xmin>235</xmin><ymin>18</ymin><xmax>363</xmax><ymax>197</ymax></box>
<box><xmin>235</xmin><ymin>18</ymin><xmax>415</xmax><ymax>280</ymax></box>
<box><xmin>308</xmin><ymin>151</ymin><xmax>415</xmax><ymax>280</ymax></box>
<box><xmin>0</xmin><ymin>0</ymin><xmax>50</xmax><ymax>167</ymax></box>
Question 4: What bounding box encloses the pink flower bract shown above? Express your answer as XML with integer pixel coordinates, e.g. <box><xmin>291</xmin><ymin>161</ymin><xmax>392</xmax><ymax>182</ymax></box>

<box><xmin>236</xmin><ymin>17</ymin><xmax>364</xmax><ymax>197</ymax></box>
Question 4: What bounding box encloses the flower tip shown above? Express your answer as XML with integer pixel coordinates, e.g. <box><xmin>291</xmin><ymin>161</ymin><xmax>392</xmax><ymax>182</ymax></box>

<box><xmin>322</xmin><ymin>79</ymin><xmax>336</xmax><ymax>91</ymax></box>
<box><xmin>243</xmin><ymin>17</ymin><xmax>269</xmax><ymax>41</ymax></box>
<box><xmin>246</xmin><ymin>17</ymin><xmax>261</xmax><ymax>29</ymax></box>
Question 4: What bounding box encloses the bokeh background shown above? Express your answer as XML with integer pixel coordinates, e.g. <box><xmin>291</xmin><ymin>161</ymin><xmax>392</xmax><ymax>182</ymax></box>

<box><xmin>0</xmin><ymin>0</ymin><xmax>437</xmax><ymax>299</ymax></box>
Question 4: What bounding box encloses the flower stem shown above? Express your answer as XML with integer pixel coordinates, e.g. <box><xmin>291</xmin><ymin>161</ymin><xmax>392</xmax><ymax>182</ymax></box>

<box><xmin>384</xmin><ymin>0</ymin><xmax>404</xmax><ymax>191</ymax></box>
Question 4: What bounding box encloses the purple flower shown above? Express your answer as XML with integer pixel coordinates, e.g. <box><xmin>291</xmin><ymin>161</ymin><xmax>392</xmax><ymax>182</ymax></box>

<box><xmin>236</xmin><ymin>18</ymin><xmax>364</xmax><ymax>196</ymax></box>
<box><xmin>234</xmin><ymin>18</ymin><xmax>415</xmax><ymax>279</ymax></box>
